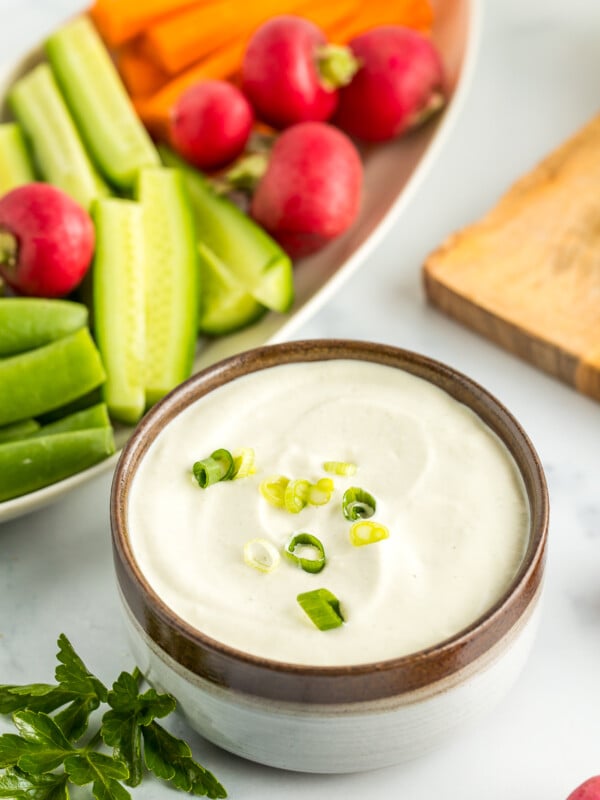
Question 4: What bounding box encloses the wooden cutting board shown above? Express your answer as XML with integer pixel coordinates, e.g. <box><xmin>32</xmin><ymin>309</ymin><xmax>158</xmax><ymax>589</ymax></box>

<box><xmin>423</xmin><ymin>113</ymin><xmax>600</xmax><ymax>403</ymax></box>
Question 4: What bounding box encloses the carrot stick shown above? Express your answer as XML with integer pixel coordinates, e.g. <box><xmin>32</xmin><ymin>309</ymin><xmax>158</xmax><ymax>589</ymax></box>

<box><xmin>143</xmin><ymin>0</ymin><xmax>245</xmax><ymax>75</ymax></box>
<box><xmin>117</xmin><ymin>43</ymin><xmax>169</xmax><ymax>98</ymax></box>
<box><xmin>330</xmin><ymin>0</ymin><xmax>434</xmax><ymax>42</ymax></box>
<box><xmin>90</xmin><ymin>0</ymin><xmax>214</xmax><ymax>48</ymax></box>
<box><xmin>141</xmin><ymin>0</ymin><xmax>344</xmax><ymax>76</ymax></box>
<box><xmin>293</xmin><ymin>0</ymin><xmax>360</xmax><ymax>38</ymax></box>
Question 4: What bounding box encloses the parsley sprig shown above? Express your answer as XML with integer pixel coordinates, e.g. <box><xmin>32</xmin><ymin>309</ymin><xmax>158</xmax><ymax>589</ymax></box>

<box><xmin>0</xmin><ymin>634</ymin><xmax>226</xmax><ymax>799</ymax></box>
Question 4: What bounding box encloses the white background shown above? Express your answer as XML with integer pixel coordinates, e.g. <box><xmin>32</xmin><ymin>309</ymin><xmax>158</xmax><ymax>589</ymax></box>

<box><xmin>2</xmin><ymin>0</ymin><xmax>600</xmax><ymax>797</ymax></box>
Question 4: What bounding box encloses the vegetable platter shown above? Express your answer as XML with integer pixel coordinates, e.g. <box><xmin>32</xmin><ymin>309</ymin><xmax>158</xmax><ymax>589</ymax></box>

<box><xmin>0</xmin><ymin>0</ymin><xmax>480</xmax><ymax>523</ymax></box>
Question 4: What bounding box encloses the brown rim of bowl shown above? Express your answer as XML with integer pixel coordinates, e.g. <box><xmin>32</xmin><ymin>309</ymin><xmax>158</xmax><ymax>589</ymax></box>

<box><xmin>111</xmin><ymin>339</ymin><xmax>548</xmax><ymax>705</ymax></box>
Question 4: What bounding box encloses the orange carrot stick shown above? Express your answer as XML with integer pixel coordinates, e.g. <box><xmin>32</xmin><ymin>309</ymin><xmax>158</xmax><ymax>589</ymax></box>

<box><xmin>90</xmin><ymin>0</ymin><xmax>214</xmax><ymax>48</ymax></box>
<box><xmin>142</xmin><ymin>0</ymin><xmax>247</xmax><ymax>75</ymax></box>
<box><xmin>331</xmin><ymin>0</ymin><xmax>434</xmax><ymax>42</ymax></box>
<box><xmin>141</xmin><ymin>0</ymin><xmax>350</xmax><ymax>76</ymax></box>
<box><xmin>117</xmin><ymin>43</ymin><xmax>169</xmax><ymax>98</ymax></box>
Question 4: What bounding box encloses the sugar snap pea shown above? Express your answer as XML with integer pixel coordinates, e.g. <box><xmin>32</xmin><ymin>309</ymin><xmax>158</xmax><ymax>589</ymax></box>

<box><xmin>0</xmin><ymin>328</ymin><xmax>106</xmax><ymax>427</ymax></box>
<box><xmin>0</xmin><ymin>298</ymin><xmax>88</xmax><ymax>357</ymax></box>
<box><xmin>0</xmin><ymin>428</ymin><xmax>115</xmax><ymax>501</ymax></box>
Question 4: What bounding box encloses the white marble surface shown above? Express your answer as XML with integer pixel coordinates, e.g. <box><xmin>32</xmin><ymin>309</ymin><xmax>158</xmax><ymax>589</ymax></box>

<box><xmin>1</xmin><ymin>0</ymin><xmax>600</xmax><ymax>797</ymax></box>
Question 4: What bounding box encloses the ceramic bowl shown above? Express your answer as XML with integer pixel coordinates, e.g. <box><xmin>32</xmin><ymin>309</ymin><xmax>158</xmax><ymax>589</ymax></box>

<box><xmin>110</xmin><ymin>340</ymin><xmax>548</xmax><ymax>773</ymax></box>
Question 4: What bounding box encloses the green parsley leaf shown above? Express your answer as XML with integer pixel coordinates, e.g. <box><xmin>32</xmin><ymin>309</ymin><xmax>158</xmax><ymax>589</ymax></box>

<box><xmin>55</xmin><ymin>636</ymin><xmax>107</xmax><ymax>704</ymax></box>
<box><xmin>64</xmin><ymin>752</ymin><xmax>130</xmax><ymax>800</ymax></box>
<box><xmin>143</xmin><ymin>722</ymin><xmax>227</xmax><ymax>798</ymax></box>
<box><xmin>11</xmin><ymin>711</ymin><xmax>73</xmax><ymax>773</ymax></box>
<box><xmin>0</xmin><ymin>686</ymin><xmax>74</xmax><ymax>716</ymax></box>
<box><xmin>0</xmin><ymin>767</ymin><xmax>69</xmax><ymax>799</ymax></box>
<box><xmin>53</xmin><ymin>697</ymin><xmax>98</xmax><ymax>742</ymax></box>
<box><xmin>0</xmin><ymin>635</ymin><xmax>226</xmax><ymax>799</ymax></box>
<box><xmin>0</xmin><ymin>734</ymin><xmax>32</xmax><ymax>769</ymax></box>
<box><xmin>101</xmin><ymin>671</ymin><xmax>176</xmax><ymax>787</ymax></box>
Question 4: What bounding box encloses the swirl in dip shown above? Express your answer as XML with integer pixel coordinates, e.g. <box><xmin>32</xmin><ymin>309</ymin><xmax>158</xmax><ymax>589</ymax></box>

<box><xmin>128</xmin><ymin>360</ymin><xmax>530</xmax><ymax>667</ymax></box>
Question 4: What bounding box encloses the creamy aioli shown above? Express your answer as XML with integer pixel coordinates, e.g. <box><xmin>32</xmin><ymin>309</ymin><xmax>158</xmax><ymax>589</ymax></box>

<box><xmin>128</xmin><ymin>360</ymin><xmax>530</xmax><ymax>666</ymax></box>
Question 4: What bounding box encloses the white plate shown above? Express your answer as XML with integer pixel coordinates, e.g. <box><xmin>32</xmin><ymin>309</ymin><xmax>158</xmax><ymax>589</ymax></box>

<box><xmin>0</xmin><ymin>0</ymin><xmax>481</xmax><ymax>523</ymax></box>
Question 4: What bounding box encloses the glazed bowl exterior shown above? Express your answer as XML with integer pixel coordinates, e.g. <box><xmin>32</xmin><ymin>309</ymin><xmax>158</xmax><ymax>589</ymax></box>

<box><xmin>111</xmin><ymin>340</ymin><xmax>548</xmax><ymax>773</ymax></box>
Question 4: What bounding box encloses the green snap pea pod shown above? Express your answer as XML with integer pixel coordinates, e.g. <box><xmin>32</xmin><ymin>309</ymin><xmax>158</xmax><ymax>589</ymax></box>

<box><xmin>0</xmin><ymin>123</ymin><xmax>35</xmax><ymax>194</ymax></box>
<box><xmin>0</xmin><ymin>428</ymin><xmax>115</xmax><ymax>502</ymax></box>
<box><xmin>0</xmin><ymin>298</ymin><xmax>88</xmax><ymax>357</ymax></box>
<box><xmin>0</xmin><ymin>328</ymin><xmax>106</xmax><ymax>427</ymax></box>
<box><xmin>0</xmin><ymin>419</ymin><xmax>40</xmax><ymax>443</ymax></box>
<box><xmin>29</xmin><ymin>403</ymin><xmax>110</xmax><ymax>438</ymax></box>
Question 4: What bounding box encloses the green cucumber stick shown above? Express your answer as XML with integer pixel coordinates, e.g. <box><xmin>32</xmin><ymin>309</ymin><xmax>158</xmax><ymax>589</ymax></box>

<box><xmin>137</xmin><ymin>168</ymin><xmax>198</xmax><ymax>405</ymax></box>
<box><xmin>0</xmin><ymin>122</ymin><xmax>35</xmax><ymax>193</ymax></box>
<box><xmin>0</xmin><ymin>428</ymin><xmax>115</xmax><ymax>502</ymax></box>
<box><xmin>47</xmin><ymin>17</ymin><xmax>159</xmax><ymax>189</ymax></box>
<box><xmin>160</xmin><ymin>147</ymin><xmax>294</xmax><ymax>313</ymax></box>
<box><xmin>0</xmin><ymin>419</ymin><xmax>40</xmax><ymax>444</ymax></box>
<box><xmin>197</xmin><ymin>243</ymin><xmax>266</xmax><ymax>336</ymax></box>
<box><xmin>93</xmin><ymin>198</ymin><xmax>146</xmax><ymax>424</ymax></box>
<box><xmin>8</xmin><ymin>63</ymin><xmax>109</xmax><ymax>210</ymax></box>
<box><xmin>0</xmin><ymin>298</ymin><xmax>88</xmax><ymax>357</ymax></box>
<box><xmin>0</xmin><ymin>328</ymin><xmax>106</xmax><ymax>427</ymax></box>
<box><xmin>30</xmin><ymin>403</ymin><xmax>111</xmax><ymax>438</ymax></box>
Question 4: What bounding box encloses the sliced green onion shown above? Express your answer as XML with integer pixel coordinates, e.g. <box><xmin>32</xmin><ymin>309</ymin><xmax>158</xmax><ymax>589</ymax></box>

<box><xmin>259</xmin><ymin>475</ymin><xmax>290</xmax><ymax>508</ymax></box>
<box><xmin>284</xmin><ymin>478</ymin><xmax>311</xmax><ymax>513</ymax></box>
<box><xmin>323</xmin><ymin>460</ymin><xmax>357</xmax><ymax>476</ymax></box>
<box><xmin>307</xmin><ymin>477</ymin><xmax>334</xmax><ymax>506</ymax></box>
<box><xmin>342</xmin><ymin>486</ymin><xmax>376</xmax><ymax>520</ymax></box>
<box><xmin>232</xmin><ymin>447</ymin><xmax>256</xmax><ymax>479</ymax></box>
<box><xmin>284</xmin><ymin>532</ymin><xmax>326</xmax><ymax>573</ymax></box>
<box><xmin>192</xmin><ymin>448</ymin><xmax>235</xmax><ymax>488</ymax></box>
<box><xmin>349</xmin><ymin>520</ymin><xmax>390</xmax><ymax>547</ymax></box>
<box><xmin>243</xmin><ymin>538</ymin><xmax>280</xmax><ymax>573</ymax></box>
<box><xmin>297</xmin><ymin>588</ymin><xmax>344</xmax><ymax>630</ymax></box>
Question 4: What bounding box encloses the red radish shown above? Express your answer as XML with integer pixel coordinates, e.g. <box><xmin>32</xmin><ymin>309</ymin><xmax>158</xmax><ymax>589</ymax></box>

<box><xmin>241</xmin><ymin>15</ymin><xmax>359</xmax><ymax>129</ymax></box>
<box><xmin>334</xmin><ymin>26</ymin><xmax>445</xmax><ymax>142</ymax></box>
<box><xmin>0</xmin><ymin>183</ymin><xmax>94</xmax><ymax>298</ymax></box>
<box><xmin>567</xmin><ymin>777</ymin><xmax>600</xmax><ymax>799</ymax></box>
<box><xmin>249</xmin><ymin>121</ymin><xmax>362</xmax><ymax>258</ymax></box>
<box><xmin>170</xmin><ymin>79</ymin><xmax>254</xmax><ymax>170</ymax></box>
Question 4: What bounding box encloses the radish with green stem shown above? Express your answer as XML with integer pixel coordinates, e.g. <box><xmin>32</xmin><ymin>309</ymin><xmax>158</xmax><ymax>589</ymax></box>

<box><xmin>0</xmin><ymin>183</ymin><xmax>94</xmax><ymax>298</ymax></box>
<box><xmin>334</xmin><ymin>26</ymin><xmax>445</xmax><ymax>142</ymax></box>
<box><xmin>241</xmin><ymin>121</ymin><xmax>362</xmax><ymax>259</ymax></box>
<box><xmin>241</xmin><ymin>15</ymin><xmax>359</xmax><ymax>129</ymax></box>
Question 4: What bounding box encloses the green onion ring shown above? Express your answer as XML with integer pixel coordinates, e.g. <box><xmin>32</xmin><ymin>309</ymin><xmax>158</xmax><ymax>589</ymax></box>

<box><xmin>232</xmin><ymin>447</ymin><xmax>256</xmax><ymax>479</ymax></box>
<box><xmin>323</xmin><ymin>460</ymin><xmax>357</xmax><ymax>476</ymax></box>
<box><xmin>307</xmin><ymin>477</ymin><xmax>334</xmax><ymax>506</ymax></box>
<box><xmin>259</xmin><ymin>475</ymin><xmax>290</xmax><ymax>507</ymax></box>
<box><xmin>342</xmin><ymin>486</ymin><xmax>376</xmax><ymax>520</ymax></box>
<box><xmin>284</xmin><ymin>478</ymin><xmax>311</xmax><ymax>513</ymax></box>
<box><xmin>192</xmin><ymin>448</ymin><xmax>235</xmax><ymax>488</ymax></box>
<box><xmin>243</xmin><ymin>538</ymin><xmax>280</xmax><ymax>573</ymax></box>
<box><xmin>349</xmin><ymin>520</ymin><xmax>390</xmax><ymax>547</ymax></box>
<box><xmin>297</xmin><ymin>588</ymin><xmax>344</xmax><ymax>630</ymax></box>
<box><xmin>284</xmin><ymin>532</ymin><xmax>326</xmax><ymax>574</ymax></box>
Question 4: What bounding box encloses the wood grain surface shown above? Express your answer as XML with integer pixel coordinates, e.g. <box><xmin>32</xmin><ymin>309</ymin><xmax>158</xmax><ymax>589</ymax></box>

<box><xmin>423</xmin><ymin>113</ymin><xmax>600</xmax><ymax>402</ymax></box>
